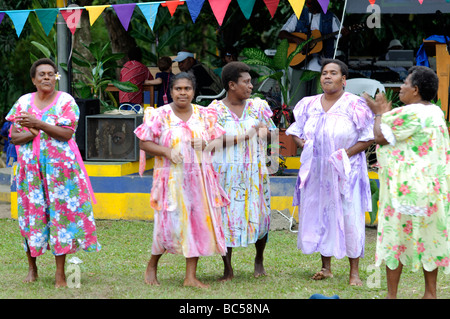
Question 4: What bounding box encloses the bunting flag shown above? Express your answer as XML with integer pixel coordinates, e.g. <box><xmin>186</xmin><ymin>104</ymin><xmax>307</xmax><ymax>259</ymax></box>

<box><xmin>186</xmin><ymin>0</ymin><xmax>205</xmax><ymax>23</ymax></box>
<box><xmin>418</xmin><ymin>0</ymin><xmax>424</xmax><ymax>3</ymax></box>
<box><xmin>0</xmin><ymin>12</ymin><xmax>5</xmax><ymax>25</ymax></box>
<box><xmin>161</xmin><ymin>1</ymin><xmax>185</xmax><ymax>17</ymax></box>
<box><xmin>7</xmin><ymin>10</ymin><xmax>30</xmax><ymax>37</ymax></box>
<box><xmin>237</xmin><ymin>0</ymin><xmax>256</xmax><ymax>20</ymax></box>
<box><xmin>208</xmin><ymin>0</ymin><xmax>232</xmax><ymax>26</ymax></box>
<box><xmin>263</xmin><ymin>0</ymin><xmax>280</xmax><ymax>18</ymax></box>
<box><xmin>60</xmin><ymin>7</ymin><xmax>83</xmax><ymax>35</ymax></box>
<box><xmin>136</xmin><ymin>3</ymin><xmax>160</xmax><ymax>31</ymax></box>
<box><xmin>34</xmin><ymin>8</ymin><xmax>58</xmax><ymax>36</ymax></box>
<box><xmin>288</xmin><ymin>0</ymin><xmax>305</xmax><ymax>19</ymax></box>
<box><xmin>85</xmin><ymin>5</ymin><xmax>109</xmax><ymax>26</ymax></box>
<box><xmin>317</xmin><ymin>0</ymin><xmax>330</xmax><ymax>14</ymax></box>
<box><xmin>368</xmin><ymin>0</ymin><xmax>376</xmax><ymax>5</ymax></box>
<box><xmin>112</xmin><ymin>3</ymin><xmax>136</xmax><ymax>31</ymax></box>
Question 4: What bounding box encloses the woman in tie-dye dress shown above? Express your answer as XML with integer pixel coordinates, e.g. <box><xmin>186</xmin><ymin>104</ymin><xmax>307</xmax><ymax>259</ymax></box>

<box><xmin>209</xmin><ymin>62</ymin><xmax>276</xmax><ymax>281</ymax></box>
<box><xmin>7</xmin><ymin>58</ymin><xmax>100</xmax><ymax>288</ymax></box>
<box><xmin>135</xmin><ymin>72</ymin><xmax>228</xmax><ymax>288</ymax></box>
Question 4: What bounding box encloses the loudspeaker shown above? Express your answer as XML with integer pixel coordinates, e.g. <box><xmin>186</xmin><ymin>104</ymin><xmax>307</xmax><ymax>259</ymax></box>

<box><xmin>85</xmin><ymin>114</ymin><xmax>143</xmax><ymax>161</ymax></box>
<box><xmin>75</xmin><ymin>98</ymin><xmax>100</xmax><ymax>159</ymax></box>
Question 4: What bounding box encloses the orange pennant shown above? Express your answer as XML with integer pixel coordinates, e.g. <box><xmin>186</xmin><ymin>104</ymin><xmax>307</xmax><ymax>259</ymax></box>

<box><xmin>161</xmin><ymin>1</ymin><xmax>185</xmax><ymax>17</ymax></box>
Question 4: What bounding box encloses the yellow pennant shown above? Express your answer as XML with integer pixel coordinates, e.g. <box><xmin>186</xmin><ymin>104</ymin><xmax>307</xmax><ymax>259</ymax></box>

<box><xmin>86</xmin><ymin>5</ymin><xmax>110</xmax><ymax>26</ymax></box>
<box><xmin>288</xmin><ymin>0</ymin><xmax>305</xmax><ymax>19</ymax></box>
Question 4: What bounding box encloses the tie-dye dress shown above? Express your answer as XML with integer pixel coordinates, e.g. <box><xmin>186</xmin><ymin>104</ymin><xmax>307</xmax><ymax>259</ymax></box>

<box><xmin>286</xmin><ymin>92</ymin><xmax>374</xmax><ymax>259</ymax></box>
<box><xmin>134</xmin><ymin>104</ymin><xmax>229</xmax><ymax>257</ymax></box>
<box><xmin>375</xmin><ymin>103</ymin><xmax>450</xmax><ymax>273</ymax></box>
<box><xmin>209</xmin><ymin>98</ymin><xmax>276</xmax><ymax>248</ymax></box>
<box><xmin>6</xmin><ymin>92</ymin><xmax>101</xmax><ymax>257</ymax></box>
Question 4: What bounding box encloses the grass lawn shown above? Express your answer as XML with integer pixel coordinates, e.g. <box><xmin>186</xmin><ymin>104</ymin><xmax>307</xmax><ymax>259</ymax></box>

<box><xmin>1</xmin><ymin>217</ymin><xmax>450</xmax><ymax>300</ymax></box>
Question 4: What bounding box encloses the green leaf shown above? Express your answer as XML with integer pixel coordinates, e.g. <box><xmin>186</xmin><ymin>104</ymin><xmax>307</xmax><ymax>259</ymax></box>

<box><xmin>273</xmin><ymin>39</ymin><xmax>289</xmax><ymax>70</ymax></box>
<box><xmin>241</xmin><ymin>47</ymin><xmax>272</xmax><ymax>66</ymax></box>
<box><xmin>31</xmin><ymin>41</ymin><xmax>51</xmax><ymax>58</ymax></box>
<box><xmin>110</xmin><ymin>80</ymin><xmax>139</xmax><ymax>92</ymax></box>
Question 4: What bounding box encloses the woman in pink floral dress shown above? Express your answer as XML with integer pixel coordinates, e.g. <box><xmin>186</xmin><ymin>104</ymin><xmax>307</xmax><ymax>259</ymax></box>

<box><xmin>6</xmin><ymin>58</ymin><xmax>100</xmax><ymax>288</ymax></box>
<box><xmin>135</xmin><ymin>72</ymin><xmax>228</xmax><ymax>288</ymax></box>
<box><xmin>364</xmin><ymin>66</ymin><xmax>450</xmax><ymax>299</ymax></box>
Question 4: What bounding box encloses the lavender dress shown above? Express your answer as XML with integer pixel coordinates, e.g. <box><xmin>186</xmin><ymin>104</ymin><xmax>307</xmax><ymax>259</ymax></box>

<box><xmin>286</xmin><ymin>92</ymin><xmax>374</xmax><ymax>259</ymax></box>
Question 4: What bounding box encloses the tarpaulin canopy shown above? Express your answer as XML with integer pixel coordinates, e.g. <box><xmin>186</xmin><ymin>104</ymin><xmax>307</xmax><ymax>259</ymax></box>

<box><xmin>346</xmin><ymin>0</ymin><xmax>450</xmax><ymax>14</ymax></box>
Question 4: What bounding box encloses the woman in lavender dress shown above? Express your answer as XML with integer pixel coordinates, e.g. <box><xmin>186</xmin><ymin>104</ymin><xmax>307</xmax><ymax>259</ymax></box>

<box><xmin>286</xmin><ymin>59</ymin><xmax>374</xmax><ymax>285</ymax></box>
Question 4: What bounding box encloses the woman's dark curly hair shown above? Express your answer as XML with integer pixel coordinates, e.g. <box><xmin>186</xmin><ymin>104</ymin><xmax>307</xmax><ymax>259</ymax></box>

<box><xmin>407</xmin><ymin>66</ymin><xmax>439</xmax><ymax>102</ymax></box>
<box><xmin>30</xmin><ymin>58</ymin><xmax>57</xmax><ymax>79</ymax></box>
<box><xmin>221</xmin><ymin>61</ymin><xmax>251</xmax><ymax>91</ymax></box>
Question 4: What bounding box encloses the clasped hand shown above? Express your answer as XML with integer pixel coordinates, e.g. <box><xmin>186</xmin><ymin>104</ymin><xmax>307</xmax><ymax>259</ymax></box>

<box><xmin>15</xmin><ymin>112</ymin><xmax>40</xmax><ymax>136</ymax></box>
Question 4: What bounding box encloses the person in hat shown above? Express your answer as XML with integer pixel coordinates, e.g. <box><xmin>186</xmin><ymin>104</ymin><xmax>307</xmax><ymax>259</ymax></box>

<box><xmin>173</xmin><ymin>51</ymin><xmax>223</xmax><ymax>98</ymax></box>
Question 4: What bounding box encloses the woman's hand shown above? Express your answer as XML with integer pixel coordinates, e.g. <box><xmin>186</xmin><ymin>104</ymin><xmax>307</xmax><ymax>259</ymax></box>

<box><xmin>293</xmin><ymin>136</ymin><xmax>306</xmax><ymax>148</ymax></box>
<box><xmin>363</xmin><ymin>92</ymin><xmax>392</xmax><ymax>115</ymax></box>
<box><xmin>166</xmin><ymin>148</ymin><xmax>183</xmax><ymax>164</ymax></box>
<box><xmin>16</xmin><ymin>112</ymin><xmax>40</xmax><ymax>135</ymax></box>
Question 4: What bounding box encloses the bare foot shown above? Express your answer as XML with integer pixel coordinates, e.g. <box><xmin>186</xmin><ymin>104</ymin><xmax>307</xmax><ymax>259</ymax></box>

<box><xmin>254</xmin><ymin>262</ymin><xmax>267</xmax><ymax>278</ymax></box>
<box><xmin>55</xmin><ymin>273</ymin><xmax>67</xmax><ymax>288</ymax></box>
<box><xmin>349</xmin><ymin>274</ymin><xmax>363</xmax><ymax>286</ymax></box>
<box><xmin>312</xmin><ymin>268</ymin><xmax>333</xmax><ymax>280</ymax></box>
<box><xmin>218</xmin><ymin>272</ymin><xmax>234</xmax><ymax>282</ymax></box>
<box><xmin>23</xmin><ymin>268</ymin><xmax>38</xmax><ymax>283</ymax></box>
<box><xmin>144</xmin><ymin>265</ymin><xmax>160</xmax><ymax>286</ymax></box>
<box><xmin>183</xmin><ymin>277</ymin><xmax>210</xmax><ymax>289</ymax></box>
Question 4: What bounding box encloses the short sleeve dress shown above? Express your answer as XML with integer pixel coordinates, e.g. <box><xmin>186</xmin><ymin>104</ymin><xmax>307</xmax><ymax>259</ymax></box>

<box><xmin>209</xmin><ymin>98</ymin><xmax>276</xmax><ymax>248</ymax></box>
<box><xmin>375</xmin><ymin>103</ymin><xmax>450</xmax><ymax>273</ymax></box>
<box><xmin>286</xmin><ymin>92</ymin><xmax>374</xmax><ymax>259</ymax></box>
<box><xmin>6</xmin><ymin>92</ymin><xmax>101</xmax><ymax>257</ymax></box>
<box><xmin>134</xmin><ymin>104</ymin><xmax>229</xmax><ymax>257</ymax></box>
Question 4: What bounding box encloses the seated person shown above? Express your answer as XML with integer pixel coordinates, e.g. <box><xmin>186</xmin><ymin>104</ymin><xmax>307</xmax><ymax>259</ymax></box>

<box><xmin>119</xmin><ymin>46</ymin><xmax>153</xmax><ymax>109</ymax></box>
<box><xmin>173</xmin><ymin>51</ymin><xmax>223</xmax><ymax>97</ymax></box>
<box><xmin>145</xmin><ymin>56</ymin><xmax>174</xmax><ymax>107</ymax></box>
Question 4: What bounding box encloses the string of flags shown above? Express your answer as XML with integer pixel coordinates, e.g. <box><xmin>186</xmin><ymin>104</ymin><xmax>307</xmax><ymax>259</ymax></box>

<box><xmin>0</xmin><ymin>0</ymin><xmax>426</xmax><ymax>38</ymax></box>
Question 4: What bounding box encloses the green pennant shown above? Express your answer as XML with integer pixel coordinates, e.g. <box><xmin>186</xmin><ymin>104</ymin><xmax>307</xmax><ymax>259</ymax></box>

<box><xmin>237</xmin><ymin>0</ymin><xmax>256</xmax><ymax>20</ymax></box>
<box><xmin>35</xmin><ymin>8</ymin><xmax>58</xmax><ymax>36</ymax></box>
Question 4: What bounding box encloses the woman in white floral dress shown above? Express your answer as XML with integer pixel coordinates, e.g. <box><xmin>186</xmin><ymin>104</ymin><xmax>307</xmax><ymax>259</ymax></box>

<box><xmin>364</xmin><ymin>66</ymin><xmax>450</xmax><ymax>299</ymax></box>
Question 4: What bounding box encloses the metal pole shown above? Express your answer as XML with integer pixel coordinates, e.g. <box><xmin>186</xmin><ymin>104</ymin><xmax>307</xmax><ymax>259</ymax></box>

<box><xmin>56</xmin><ymin>0</ymin><xmax>70</xmax><ymax>93</ymax></box>
<box><xmin>333</xmin><ymin>0</ymin><xmax>348</xmax><ymax>59</ymax></box>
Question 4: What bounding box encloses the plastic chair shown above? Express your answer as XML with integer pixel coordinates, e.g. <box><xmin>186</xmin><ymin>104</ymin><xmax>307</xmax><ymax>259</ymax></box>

<box><xmin>345</xmin><ymin>78</ymin><xmax>386</xmax><ymax>97</ymax></box>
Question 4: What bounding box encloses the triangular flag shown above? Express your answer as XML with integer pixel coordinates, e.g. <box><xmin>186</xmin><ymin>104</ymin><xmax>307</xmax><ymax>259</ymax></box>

<box><xmin>161</xmin><ymin>1</ymin><xmax>185</xmax><ymax>17</ymax></box>
<box><xmin>237</xmin><ymin>0</ymin><xmax>256</xmax><ymax>20</ymax></box>
<box><xmin>136</xmin><ymin>3</ymin><xmax>160</xmax><ymax>31</ymax></box>
<box><xmin>369</xmin><ymin>0</ymin><xmax>376</xmax><ymax>5</ymax></box>
<box><xmin>85</xmin><ymin>5</ymin><xmax>109</xmax><ymax>26</ymax></box>
<box><xmin>418</xmin><ymin>0</ymin><xmax>423</xmax><ymax>3</ymax></box>
<box><xmin>263</xmin><ymin>0</ymin><xmax>280</xmax><ymax>18</ymax></box>
<box><xmin>112</xmin><ymin>3</ymin><xmax>136</xmax><ymax>31</ymax></box>
<box><xmin>288</xmin><ymin>0</ymin><xmax>305</xmax><ymax>19</ymax></box>
<box><xmin>208</xmin><ymin>0</ymin><xmax>232</xmax><ymax>26</ymax></box>
<box><xmin>34</xmin><ymin>8</ymin><xmax>58</xmax><ymax>36</ymax></box>
<box><xmin>186</xmin><ymin>0</ymin><xmax>205</xmax><ymax>23</ymax></box>
<box><xmin>7</xmin><ymin>10</ymin><xmax>30</xmax><ymax>37</ymax></box>
<box><xmin>0</xmin><ymin>12</ymin><xmax>5</xmax><ymax>25</ymax></box>
<box><xmin>60</xmin><ymin>8</ymin><xmax>82</xmax><ymax>35</ymax></box>
<box><xmin>317</xmin><ymin>0</ymin><xmax>330</xmax><ymax>13</ymax></box>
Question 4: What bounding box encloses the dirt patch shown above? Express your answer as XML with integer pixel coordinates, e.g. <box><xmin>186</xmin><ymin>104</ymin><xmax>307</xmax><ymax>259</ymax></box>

<box><xmin>0</xmin><ymin>202</ymin><xmax>11</xmax><ymax>219</ymax></box>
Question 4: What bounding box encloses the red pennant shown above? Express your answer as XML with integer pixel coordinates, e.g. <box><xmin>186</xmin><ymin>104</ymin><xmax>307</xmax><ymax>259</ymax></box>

<box><xmin>263</xmin><ymin>0</ymin><xmax>280</xmax><ymax>18</ymax></box>
<box><xmin>368</xmin><ymin>0</ymin><xmax>376</xmax><ymax>5</ymax></box>
<box><xmin>60</xmin><ymin>8</ymin><xmax>82</xmax><ymax>35</ymax></box>
<box><xmin>208</xmin><ymin>0</ymin><xmax>231</xmax><ymax>26</ymax></box>
<box><xmin>418</xmin><ymin>0</ymin><xmax>423</xmax><ymax>3</ymax></box>
<box><xmin>161</xmin><ymin>1</ymin><xmax>185</xmax><ymax>17</ymax></box>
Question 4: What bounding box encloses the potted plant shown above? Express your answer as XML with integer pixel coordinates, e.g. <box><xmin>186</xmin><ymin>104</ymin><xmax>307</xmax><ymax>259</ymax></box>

<box><xmin>241</xmin><ymin>38</ymin><xmax>313</xmax><ymax>156</ymax></box>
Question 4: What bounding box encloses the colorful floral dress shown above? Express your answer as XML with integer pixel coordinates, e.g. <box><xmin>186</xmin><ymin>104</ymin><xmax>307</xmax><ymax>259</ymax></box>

<box><xmin>134</xmin><ymin>104</ymin><xmax>229</xmax><ymax>257</ymax></box>
<box><xmin>375</xmin><ymin>103</ymin><xmax>450</xmax><ymax>273</ymax></box>
<box><xmin>209</xmin><ymin>98</ymin><xmax>276</xmax><ymax>248</ymax></box>
<box><xmin>286</xmin><ymin>92</ymin><xmax>374</xmax><ymax>259</ymax></box>
<box><xmin>6</xmin><ymin>92</ymin><xmax>101</xmax><ymax>257</ymax></box>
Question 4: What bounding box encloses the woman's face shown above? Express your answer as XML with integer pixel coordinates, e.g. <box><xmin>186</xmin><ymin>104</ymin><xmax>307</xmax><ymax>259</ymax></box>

<box><xmin>230</xmin><ymin>72</ymin><xmax>253</xmax><ymax>100</ymax></box>
<box><xmin>171</xmin><ymin>78</ymin><xmax>194</xmax><ymax>109</ymax></box>
<box><xmin>32</xmin><ymin>64</ymin><xmax>57</xmax><ymax>93</ymax></box>
<box><xmin>320</xmin><ymin>63</ymin><xmax>345</xmax><ymax>94</ymax></box>
<box><xmin>399</xmin><ymin>74</ymin><xmax>419</xmax><ymax>104</ymax></box>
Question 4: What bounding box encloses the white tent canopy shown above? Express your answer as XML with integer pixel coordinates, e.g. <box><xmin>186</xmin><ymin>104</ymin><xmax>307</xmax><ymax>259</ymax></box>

<box><xmin>346</xmin><ymin>0</ymin><xmax>450</xmax><ymax>14</ymax></box>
